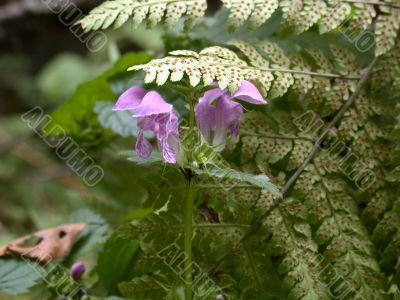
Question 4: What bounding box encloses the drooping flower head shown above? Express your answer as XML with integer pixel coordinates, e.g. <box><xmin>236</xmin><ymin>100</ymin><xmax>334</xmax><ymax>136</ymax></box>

<box><xmin>113</xmin><ymin>86</ymin><xmax>180</xmax><ymax>163</ymax></box>
<box><xmin>195</xmin><ymin>80</ymin><xmax>267</xmax><ymax>151</ymax></box>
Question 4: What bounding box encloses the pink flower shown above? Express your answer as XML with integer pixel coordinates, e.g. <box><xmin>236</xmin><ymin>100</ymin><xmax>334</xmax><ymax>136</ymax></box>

<box><xmin>195</xmin><ymin>81</ymin><xmax>266</xmax><ymax>151</ymax></box>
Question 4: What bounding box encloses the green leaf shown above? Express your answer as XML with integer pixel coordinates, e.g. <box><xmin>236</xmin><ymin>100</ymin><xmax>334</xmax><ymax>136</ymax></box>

<box><xmin>195</xmin><ymin>166</ymin><xmax>281</xmax><ymax>196</ymax></box>
<box><xmin>47</xmin><ymin>52</ymin><xmax>152</xmax><ymax>136</ymax></box>
<box><xmin>97</xmin><ymin>235</ymin><xmax>139</xmax><ymax>294</ymax></box>
<box><xmin>0</xmin><ymin>259</ymin><xmax>42</xmax><ymax>296</ymax></box>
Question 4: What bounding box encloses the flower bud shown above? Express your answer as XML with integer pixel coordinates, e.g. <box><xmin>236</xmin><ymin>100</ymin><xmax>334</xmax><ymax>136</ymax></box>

<box><xmin>71</xmin><ymin>262</ymin><xmax>86</xmax><ymax>280</ymax></box>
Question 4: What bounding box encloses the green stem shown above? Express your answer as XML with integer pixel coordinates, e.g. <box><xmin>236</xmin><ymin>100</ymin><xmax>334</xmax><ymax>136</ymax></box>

<box><xmin>184</xmin><ymin>173</ymin><xmax>194</xmax><ymax>300</ymax></box>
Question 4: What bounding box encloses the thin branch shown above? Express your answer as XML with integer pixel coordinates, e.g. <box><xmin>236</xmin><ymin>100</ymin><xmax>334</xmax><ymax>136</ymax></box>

<box><xmin>208</xmin><ymin>57</ymin><xmax>379</xmax><ymax>275</ymax></box>
<box><xmin>280</xmin><ymin>57</ymin><xmax>379</xmax><ymax>195</ymax></box>
<box><xmin>241</xmin><ymin>132</ymin><xmax>314</xmax><ymax>142</ymax></box>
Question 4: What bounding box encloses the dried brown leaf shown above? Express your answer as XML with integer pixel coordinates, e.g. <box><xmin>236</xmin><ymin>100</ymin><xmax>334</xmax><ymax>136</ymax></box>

<box><xmin>0</xmin><ymin>223</ymin><xmax>86</xmax><ymax>262</ymax></box>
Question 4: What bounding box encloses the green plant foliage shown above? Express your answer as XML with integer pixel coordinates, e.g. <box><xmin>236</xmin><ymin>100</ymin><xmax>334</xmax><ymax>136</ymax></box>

<box><xmin>4</xmin><ymin>1</ymin><xmax>400</xmax><ymax>299</ymax></box>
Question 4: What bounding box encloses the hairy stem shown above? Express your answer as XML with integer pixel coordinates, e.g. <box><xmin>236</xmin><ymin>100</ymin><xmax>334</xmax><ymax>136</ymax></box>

<box><xmin>189</xmin><ymin>96</ymin><xmax>196</xmax><ymax>130</ymax></box>
<box><xmin>184</xmin><ymin>173</ymin><xmax>195</xmax><ymax>300</ymax></box>
<box><xmin>183</xmin><ymin>96</ymin><xmax>196</xmax><ymax>300</ymax></box>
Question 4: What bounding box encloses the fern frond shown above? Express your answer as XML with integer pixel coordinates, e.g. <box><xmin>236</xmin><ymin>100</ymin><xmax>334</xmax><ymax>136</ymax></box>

<box><xmin>296</xmin><ymin>162</ymin><xmax>388</xmax><ymax>299</ymax></box>
<box><xmin>79</xmin><ymin>0</ymin><xmax>207</xmax><ymax>31</ymax></box>
<box><xmin>305</xmin><ymin>48</ymin><xmax>333</xmax><ymax>108</ymax></box>
<box><xmin>238</xmin><ymin>112</ymin><xmax>314</xmax><ymax>171</ymax></box>
<box><xmin>130</xmin><ymin>43</ymin><xmax>359</xmax><ymax>99</ymax></box>
<box><xmin>350</xmin><ymin>2</ymin><xmax>376</xmax><ymax>31</ymax></box>
<box><xmin>372</xmin><ymin>198</ymin><xmax>400</xmax><ymax>247</ymax></box>
<box><xmin>211</xmin><ymin>76</ymin><xmax>396</xmax><ymax>295</ymax></box>
<box><xmin>221</xmin><ymin>0</ymin><xmax>279</xmax><ymax>30</ymax></box>
<box><xmin>263</xmin><ymin>198</ymin><xmax>332</xmax><ymax>299</ymax></box>
<box><xmin>288</xmin><ymin>52</ymin><xmax>314</xmax><ymax>94</ymax></box>
<box><xmin>372</xmin><ymin>40</ymin><xmax>400</xmax><ymax>92</ymax></box>
<box><xmin>284</xmin><ymin>0</ymin><xmax>327</xmax><ymax>34</ymax></box>
<box><xmin>220</xmin><ymin>0</ymin><xmax>256</xmax><ymax>29</ymax></box>
<box><xmin>375</xmin><ymin>6</ymin><xmax>400</xmax><ymax>56</ymax></box>
<box><xmin>81</xmin><ymin>0</ymin><xmax>399</xmax><ymax>58</ymax></box>
<box><xmin>379</xmin><ymin>223</ymin><xmax>400</xmax><ymax>279</ymax></box>
<box><xmin>319</xmin><ymin>2</ymin><xmax>351</xmax><ymax>34</ymax></box>
<box><xmin>248</xmin><ymin>0</ymin><xmax>279</xmax><ymax>29</ymax></box>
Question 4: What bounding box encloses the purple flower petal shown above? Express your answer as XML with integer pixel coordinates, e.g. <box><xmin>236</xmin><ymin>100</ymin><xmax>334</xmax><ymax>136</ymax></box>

<box><xmin>115</xmin><ymin>86</ymin><xmax>180</xmax><ymax>163</ymax></box>
<box><xmin>134</xmin><ymin>91</ymin><xmax>173</xmax><ymax>117</ymax></box>
<box><xmin>229</xmin><ymin>123</ymin><xmax>240</xmax><ymax>138</ymax></box>
<box><xmin>212</xmin><ymin>95</ymin><xmax>243</xmax><ymax>151</ymax></box>
<box><xmin>136</xmin><ymin>112</ymin><xmax>179</xmax><ymax>163</ymax></box>
<box><xmin>232</xmin><ymin>80</ymin><xmax>266</xmax><ymax>104</ymax></box>
<box><xmin>200</xmin><ymin>88</ymin><xmax>228</xmax><ymax>105</ymax></box>
<box><xmin>195</xmin><ymin>81</ymin><xmax>264</xmax><ymax>152</ymax></box>
<box><xmin>136</xmin><ymin>131</ymin><xmax>153</xmax><ymax>159</ymax></box>
<box><xmin>71</xmin><ymin>262</ymin><xmax>86</xmax><ymax>280</ymax></box>
<box><xmin>113</xmin><ymin>86</ymin><xmax>148</xmax><ymax>111</ymax></box>
<box><xmin>159</xmin><ymin>113</ymin><xmax>180</xmax><ymax>163</ymax></box>
<box><xmin>161</xmin><ymin>133</ymin><xmax>179</xmax><ymax>163</ymax></box>
<box><xmin>195</xmin><ymin>88</ymin><xmax>228</xmax><ymax>143</ymax></box>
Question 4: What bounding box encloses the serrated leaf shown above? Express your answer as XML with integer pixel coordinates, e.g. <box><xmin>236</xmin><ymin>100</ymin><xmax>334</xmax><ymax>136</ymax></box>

<box><xmin>0</xmin><ymin>259</ymin><xmax>42</xmax><ymax>296</ymax></box>
<box><xmin>94</xmin><ymin>101</ymin><xmax>138</xmax><ymax>138</ymax></box>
